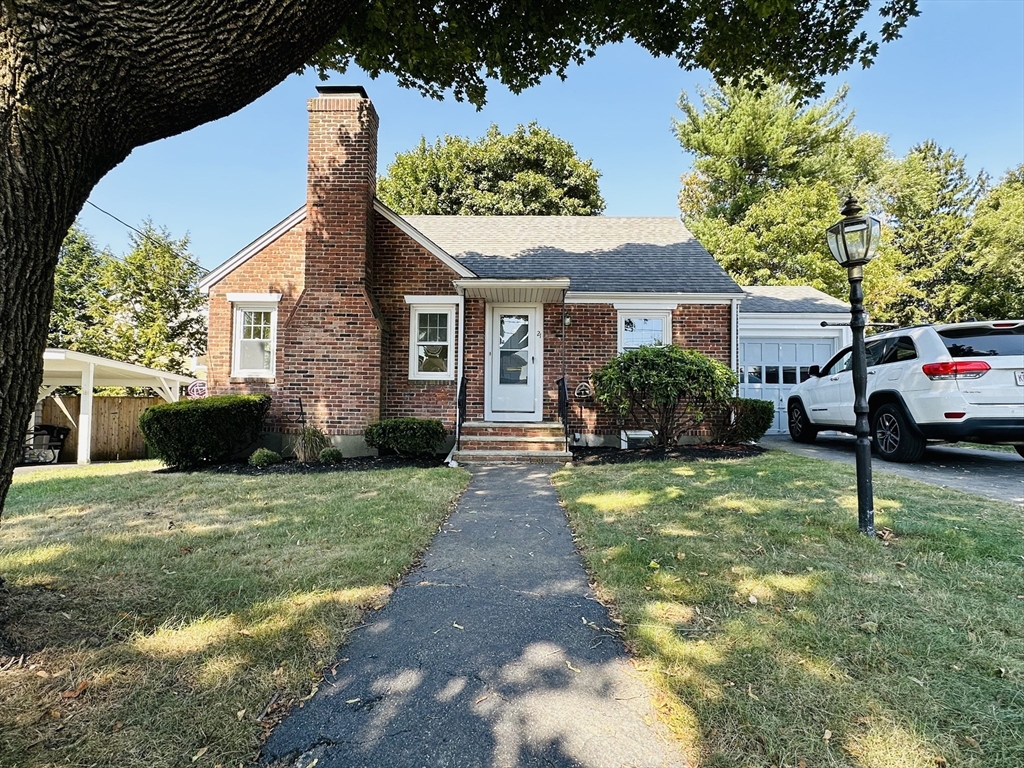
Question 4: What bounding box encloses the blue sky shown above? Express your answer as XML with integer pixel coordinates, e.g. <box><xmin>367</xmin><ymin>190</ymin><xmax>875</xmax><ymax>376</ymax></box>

<box><xmin>78</xmin><ymin>0</ymin><xmax>1023</xmax><ymax>271</ymax></box>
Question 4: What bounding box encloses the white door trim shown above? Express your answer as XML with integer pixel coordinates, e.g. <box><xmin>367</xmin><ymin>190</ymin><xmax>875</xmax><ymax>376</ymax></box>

<box><xmin>485</xmin><ymin>303</ymin><xmax>544</xmax><ymax>422</ymax></box>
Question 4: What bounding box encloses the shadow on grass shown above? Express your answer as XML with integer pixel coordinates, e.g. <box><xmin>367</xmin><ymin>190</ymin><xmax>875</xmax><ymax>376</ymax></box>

<box><xmin>555</xmin><ymin>451</ymin><xmax>1024</xmax><ymax>768</ymax></box>
<box><xmin>0</xmin><ymin>462</ymin><xmax>468</xmax><ymax>768</ymax></box>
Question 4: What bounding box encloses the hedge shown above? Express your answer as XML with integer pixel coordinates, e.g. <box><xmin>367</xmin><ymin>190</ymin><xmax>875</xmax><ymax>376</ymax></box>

<box><xmin>139</xmin><ymin>394</ymin><xmax>272</xmax><ymax>469</ymax></box>
<box><xmin>714</xmin><ymin>397</ymin><xmax>776</xmax><ymax>444</ymax></box>
<box><xmin>364</xmin><ymin>418</ymin><xmax>446</xmax><ymax>456</ymax></box>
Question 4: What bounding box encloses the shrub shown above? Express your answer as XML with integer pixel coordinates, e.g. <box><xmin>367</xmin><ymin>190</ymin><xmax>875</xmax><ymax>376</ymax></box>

<box><xmin>364</xmin><ymin>418</ymin><xmax>446</xmax><ymax>456</ymax></box>
<box><xmin>248</xmin><ymin>448</ymin><xmax>282</xmax><ymax>467</ymax></box>
<box><xmin>294</xmin><ymin>425</ymin><xmax>330</xmax><ymax>462</ymax></box>
<box><xmin>319</xmin><ymin>447</ymin><xmax>345</xmax><ymax>464</ymax></box>
<box><xmin>714</xmin><ymin>398</ymin><xmax>776</xmax><ymax>444</ymax></box>
<box><xmin>592</xmin><ymin>345</ymin><xmax>737</xmax><ymax>447</ymax></box>
<box><xmin>139</xmin><ymin>394</ymin><xmax>272</xmax><ymax>469</ymax></box>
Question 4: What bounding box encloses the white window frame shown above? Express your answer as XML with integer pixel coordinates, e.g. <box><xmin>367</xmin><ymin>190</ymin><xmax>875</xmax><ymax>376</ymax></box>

<box><xmin>616</xmin><ymin>309</ymin><xmax>673</xmax><ymax>352</ymax></box>
<box><xmin>408</xmin><ymin>302</ymin><xmax>457</xmax><ymax>381</ymax></box>
<box><xmin>229</xmin><ymin>293</ymin><xmax>281</xmax><ymax>378</ymax></box>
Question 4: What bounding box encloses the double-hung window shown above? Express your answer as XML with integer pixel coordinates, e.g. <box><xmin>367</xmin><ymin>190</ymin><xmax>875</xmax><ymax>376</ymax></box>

<box><xmin>617</xmin><ymin>310</ymin><xmax>673</xmax><ymax>352</ymax></box>
<box><xmin>228</xmin><ymin>293</ymin><xmax>280</xmax><ymax>378</ymax></box>
<box><xmin>408</xmin><ymin>301</ymin><xmax>456</xmax><ymax>380</ymax></box>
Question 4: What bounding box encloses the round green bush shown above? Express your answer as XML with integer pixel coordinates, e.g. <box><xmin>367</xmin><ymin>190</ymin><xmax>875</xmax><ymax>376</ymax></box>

<box><xmin>319</xmin><ymin>447</ymin><xmax>345</xmax><ymax>464</ymax></box>
<box><xmin>248</xmin><ymin>448</ymin><xmax>282</xmax><ymax>467</ymax></box>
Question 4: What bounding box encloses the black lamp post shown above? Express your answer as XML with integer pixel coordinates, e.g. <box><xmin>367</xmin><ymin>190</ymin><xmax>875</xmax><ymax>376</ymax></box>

<box><xmin>826</xmin><ymin>197</ymin><xmax>882</xmax><ymax>538</ymax></box>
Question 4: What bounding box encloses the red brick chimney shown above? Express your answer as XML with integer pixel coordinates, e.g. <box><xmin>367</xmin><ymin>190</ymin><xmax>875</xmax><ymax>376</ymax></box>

<box><xmin>276</xmin><ymin>86</ymin><xmax>382</xmax><ymax>443</ymax></box>
<box><xmin>305</xmin><ymin>85</ymin><xmax>378</xmax><ymax>286</ymax></box>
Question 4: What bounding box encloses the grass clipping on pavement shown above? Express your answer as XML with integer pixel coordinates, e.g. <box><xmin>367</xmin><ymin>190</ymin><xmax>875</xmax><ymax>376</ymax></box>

<box><xmin>0</xmin><ymin>461</ymin><xmax>468</xmax><ymax>767</ymax></box>
<box><xmin>554</xmin><ymin>452</ymin><xmax>1024</xmax><ymax>768</ymax></box>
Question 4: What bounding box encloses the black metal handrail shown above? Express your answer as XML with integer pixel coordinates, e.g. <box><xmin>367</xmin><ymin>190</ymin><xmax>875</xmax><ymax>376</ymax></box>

<box><xmin>556</xmin><ymin>377</ymin><xmax>570</xmax><ymax>452</ymax></box>
<box><xmin>455</xmin><ymin>375</ymin><xmax>468</xmax><ymax>450</ymax></box>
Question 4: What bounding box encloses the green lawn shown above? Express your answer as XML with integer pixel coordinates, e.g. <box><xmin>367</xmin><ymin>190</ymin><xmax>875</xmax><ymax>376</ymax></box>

<box><xmin>0</xmin><ymin>461</ymin><xmax>469</xmax><ymax>767</ymax></box>
<box><xmin>554</xmin><ymin>452</ymin><xmax>1024</xmax><ymax>768</ymax></box>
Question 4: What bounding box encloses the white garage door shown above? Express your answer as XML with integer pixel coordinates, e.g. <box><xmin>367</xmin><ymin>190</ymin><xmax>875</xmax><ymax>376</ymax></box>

<box><xmin>739</xmin><ymin>339</ymin><xmax>836</xmax><ymax>434</ymax></box>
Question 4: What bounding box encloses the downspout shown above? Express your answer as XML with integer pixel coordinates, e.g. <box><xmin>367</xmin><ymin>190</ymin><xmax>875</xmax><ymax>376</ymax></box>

<box><xmin>456</xmin><ymin>292</ymin><xmax>466</xmax><ymax>406</ymax></box>
<box><xmin>560</xmin><ymin>289</ymin><xmax>567</xmax><ymax>383</ymax></box>
<box><xmin>731</xmin><ymin>298</ymin><xmax>740</xmax><ymax>378</ymax></box>
<box><xmin>446</xmin><ymin>287</ymin><xmax>466</xmax><ymax>467</ymax></box>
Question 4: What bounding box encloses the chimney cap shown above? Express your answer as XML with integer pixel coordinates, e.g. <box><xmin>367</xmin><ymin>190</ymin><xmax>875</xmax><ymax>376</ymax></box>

<box><xmin>316</xmin><ymin>85</ymin><xmax>368</xmax><ymax>98</ymax></box>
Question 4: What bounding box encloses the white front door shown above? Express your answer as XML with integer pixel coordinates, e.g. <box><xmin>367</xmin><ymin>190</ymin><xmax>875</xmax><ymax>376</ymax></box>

<box><xmin>486</xmin><ymin>305</ymin><xmax>543</xmax><ymax>421</ymax></box>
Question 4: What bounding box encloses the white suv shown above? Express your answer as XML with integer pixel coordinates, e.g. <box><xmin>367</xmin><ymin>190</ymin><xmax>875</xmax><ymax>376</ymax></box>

<box><xmin>787</xmin><ymin>320</ymin><xmax>1024</xmax><ymax>462</ymax></box>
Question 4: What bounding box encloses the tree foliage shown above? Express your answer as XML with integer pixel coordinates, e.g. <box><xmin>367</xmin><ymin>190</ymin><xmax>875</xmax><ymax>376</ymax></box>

<box><xmin>675</xmin><ymin>79</ymin><xmax>1006</xmax><ymax>327</ymax></box>
<box><xmin>677</xmin><ymin>79</ymin><xmax>892</xmax><ymax>297</ymax></box>
<box><xmin>593</xmin><ymin>345</ymin><xmax>737</xmax><ymax>447</ymax></box>
<box><xmin>48</xmin><ymin>226</ymin><xmax>111</xmax><ymax>355</ymax></box>
<box><xmin>102</xmin><ymin>223</ymin><xmax>207</xmax><ymax>375</ymax></box>
<box><xmin>48</xmin><ymin>223</ymin><xmax>206</xmax><ymax>376</ymax></box>
<box><xmin>878</xmin><ymin>141</ymin><xmax>986</xmax><ymax>324</ymax></box>
<box><xmin>956</xmin><ymin>166</ymin><xmax>1024</xmax><ymax>320</ymax></box>
<box><xmin>378</xmin><ymin>123</ymin><xmax>604</xmax><ymax>215</ymax></box>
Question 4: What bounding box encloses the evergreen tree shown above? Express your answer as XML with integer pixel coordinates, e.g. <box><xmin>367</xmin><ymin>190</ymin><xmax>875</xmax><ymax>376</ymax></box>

<box><xmin>676</xmin><ymin>79</ymin><xmax>892</xmax><ymax>297</ymax></box>
<box><xmin>955</xmin><ymin>166</ymin><xmax>1024</xmax><ymax>320</ymax></box>
<box><xmin>878</xmin><ymin>141</ymin><xmax>985</xmax><ymax>324</ymax></box>
<box><xmin>102</xmin><ymin>222</ymin><xmax>207</xmax><ymax>375</ymax></box>
<box><xmin>48</xmin><ymin>226</ymin><xmax>114</xmax><ymax>354</ymax></box>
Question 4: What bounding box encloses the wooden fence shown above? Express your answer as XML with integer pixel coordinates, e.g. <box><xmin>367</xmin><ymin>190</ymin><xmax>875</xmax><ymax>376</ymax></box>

<box><xmin>40</xmin><ymin>396</ymin><xmax>162</xmax><ymax>462</ymax></box>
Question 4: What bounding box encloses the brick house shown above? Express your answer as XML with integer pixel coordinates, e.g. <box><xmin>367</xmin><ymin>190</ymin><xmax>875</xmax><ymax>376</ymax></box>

<box><xmin>198</xmin><ymin>86</ymin><xmax>746</xmax><ymax>461</ymax></box>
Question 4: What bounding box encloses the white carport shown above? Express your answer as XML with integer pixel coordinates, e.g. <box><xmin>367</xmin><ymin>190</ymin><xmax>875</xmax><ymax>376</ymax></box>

<box><xmin>39</xmin><ymin>349</ymin><xmax>195</xmax><ymax>464</ymax></box>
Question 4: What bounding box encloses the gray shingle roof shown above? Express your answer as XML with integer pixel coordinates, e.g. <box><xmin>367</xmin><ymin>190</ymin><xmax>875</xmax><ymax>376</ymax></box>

<box><xmin>401</xmin><ymin>215</ymin><xmax>744</xmax><ymax>295</ymax></box>
<box><xmin>740</xmin><ymin>285</ymin><xmax>849</xmax><ymax>314</ymax></box>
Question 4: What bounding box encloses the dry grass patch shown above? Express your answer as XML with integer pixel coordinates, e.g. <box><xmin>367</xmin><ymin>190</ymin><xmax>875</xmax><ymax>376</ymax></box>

<box><xmin>554</xmin><ymin>451</ymin><xmax>1024</xmax><ymax>768</ymax></box>
<box><xmin>0</xmin><ymin>461</ymin><xmax>468</xmax><ymax>767</ymax></box>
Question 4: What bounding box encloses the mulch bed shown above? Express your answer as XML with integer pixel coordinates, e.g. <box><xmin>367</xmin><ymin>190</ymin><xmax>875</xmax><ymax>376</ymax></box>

<box><xmin>171</xmin><ymin>444</ymin><xmax>767</xmax><ymax>474</ymax></box>
<box><xmin>196</xmin><ymin>453</ymin><xmax>444</xmax><ymax>476</ymax></box>
<box><xmin>570</xmin><ymin>443</ymin><xmax>766</xmax><ymax>465</ymax></box>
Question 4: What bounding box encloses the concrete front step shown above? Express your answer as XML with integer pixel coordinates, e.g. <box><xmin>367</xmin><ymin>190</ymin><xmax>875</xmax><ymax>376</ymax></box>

<box><xmin>453</xmin><ymin>449</ymin><xmax>573</xmax><ymax>465</ymax></box>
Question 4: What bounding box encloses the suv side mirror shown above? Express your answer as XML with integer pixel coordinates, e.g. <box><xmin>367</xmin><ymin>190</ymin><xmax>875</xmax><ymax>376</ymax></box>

<box><xmin>808</xmin><ymin>365</ymin><xmax>821</xmax><ymax>378</ymax></box>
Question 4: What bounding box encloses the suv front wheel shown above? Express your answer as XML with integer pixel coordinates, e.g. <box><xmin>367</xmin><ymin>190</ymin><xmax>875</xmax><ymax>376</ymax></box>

<box><xmin>788</xmin><ymin>401</ymin><xmax>818</xmax><ymax>444</ymax></box>
<box><xmin>872</xmin><ymin>404</ymin><xmax>926</xmax><ymax>463</ymax></box>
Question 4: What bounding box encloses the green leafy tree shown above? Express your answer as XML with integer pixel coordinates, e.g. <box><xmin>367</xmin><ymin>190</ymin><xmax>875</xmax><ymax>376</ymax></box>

<box><xmin>379</xmin><ymin>124</ymin><xmax>604</xmax><ymax>215</ymax></box>
<box><xmin>101</xmin><ymin>223</ymin><xmax>208</xmax><ymax>375</ymax></box>
<box><xmin>48</xmin><ymin>226</ymin><xmax>114</xmax><ymax>354</ymax></box>
<box><xmin>0</xmin><ymin>0</ymin><xmax>920</xmax><ymax>518</ymax></box>
<box><xmin>954</xmin><ymin>166</ymin><xmax>1024</xmax><ymax>320</ymax></box>
<box><xmin>676</xmin><ymin>78</ymin><xmax>893</xmax><ymax>296</ymax></box>
<box><xmin>876</xmin><ymin>141</ymin><xmax>986</xmax><ymax>325</ymax></box>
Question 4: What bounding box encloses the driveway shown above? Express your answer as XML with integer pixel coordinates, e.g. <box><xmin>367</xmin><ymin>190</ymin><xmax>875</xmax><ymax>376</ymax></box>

<box><xmin>761</xmin><ymin>434</ymin><xmax>1024</xmax><ymax>506</ymax></box>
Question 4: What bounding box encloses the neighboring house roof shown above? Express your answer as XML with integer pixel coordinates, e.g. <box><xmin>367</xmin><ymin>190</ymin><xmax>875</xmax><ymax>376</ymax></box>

<box><xmin>739</xmin><ymin>285</ymin><xmax>849</xmax><ymax>314</ymax></box>
<box><xmin>402</xmin><ymin>215</ymin><xmax>744</xmax><ymax>295</ymax></box>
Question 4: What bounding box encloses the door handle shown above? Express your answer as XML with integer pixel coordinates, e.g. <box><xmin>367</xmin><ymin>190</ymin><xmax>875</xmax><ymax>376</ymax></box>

<box><xmin>829</xmin><ymin>376</ymin><xmax>840</xmax><ymax>381</ymax></box>
<box><xmin>868</xmin><ymin>370</ymin><xmax>876</xmax><ymax>375</ymax></box>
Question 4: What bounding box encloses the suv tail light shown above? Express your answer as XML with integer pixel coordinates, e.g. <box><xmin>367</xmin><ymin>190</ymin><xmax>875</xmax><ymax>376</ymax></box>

<box><xmin>922</xmin><ymin>360</ymin><xmax>991</xmax><ymax>380</ymax></box>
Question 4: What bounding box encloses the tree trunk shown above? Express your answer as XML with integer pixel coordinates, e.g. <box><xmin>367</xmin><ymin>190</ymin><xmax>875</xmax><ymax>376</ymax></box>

<box><xmin>0</xmin><ymin>1</ymin><xmax>356</xmax><ymax>518</ymax></box>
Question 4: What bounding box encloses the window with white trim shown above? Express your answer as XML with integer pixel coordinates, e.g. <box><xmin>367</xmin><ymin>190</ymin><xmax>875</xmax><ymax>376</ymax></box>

<box><xmin>231</xmin><ymin>298</ymin><xmax>279</xmax><ymax>377</ymax></box>
<box><xmin>617</xmin><ymin>310</ymin><xmax>673</xmax><ymax>352</ymax></box>
<box><xmin>409</xmin><ymin>304</ymin><xmax>456</xmax><ymax>380</ymax></box>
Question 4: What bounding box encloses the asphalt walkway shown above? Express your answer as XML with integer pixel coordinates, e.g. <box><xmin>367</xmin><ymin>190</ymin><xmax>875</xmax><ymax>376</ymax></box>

<box><xmin>262</xmin><ymin>465</ymin><xmax>686</xmax><ymax>768</ymax></box>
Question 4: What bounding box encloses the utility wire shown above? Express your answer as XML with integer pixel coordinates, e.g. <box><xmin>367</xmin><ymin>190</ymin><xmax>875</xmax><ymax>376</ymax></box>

<box><xmin>85</xmin><ymin>200</ymin><xmax>211</xmax><ymax>274</ymax></box>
